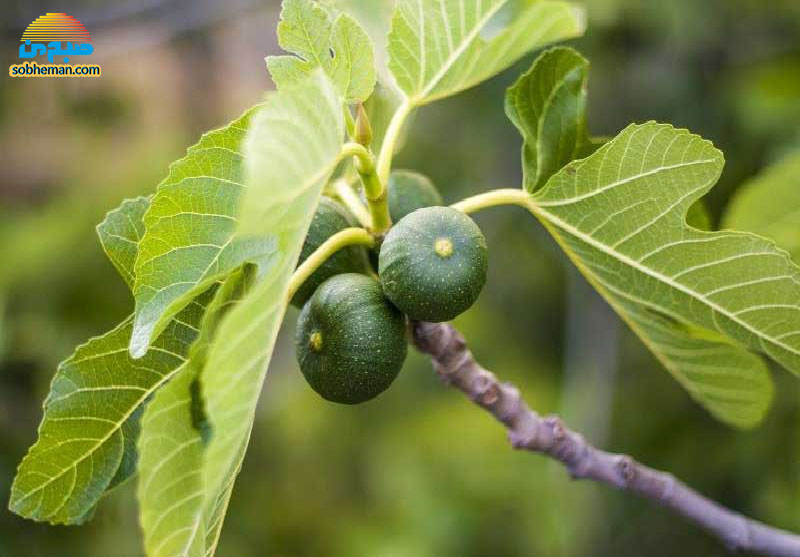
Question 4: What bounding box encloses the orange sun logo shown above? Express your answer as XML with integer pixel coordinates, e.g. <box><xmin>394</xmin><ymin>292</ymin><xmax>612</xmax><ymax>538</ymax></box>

<box><xmin>20</xmin><ymin>13</ymin><xmax>91</xmax><ymax>43</ymax></box>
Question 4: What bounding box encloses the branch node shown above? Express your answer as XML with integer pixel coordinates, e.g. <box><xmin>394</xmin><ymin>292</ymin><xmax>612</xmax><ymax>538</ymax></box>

<box><xmin>616</xmin><ymin>456</ymin><xmax>637</xmax><ymax>484</ymax></box>
<box><xmin>482</xmin><ymin>384</ymin><xmax>500</xmax><ymax>406</ymax></box>
<box><xmin>544</xmin><ymin>415</ymin><xmax>566</xmax><ymax>443</ymax></box>
<box><xmin>471</xmin><ymin>374</ymin><xmax>499</xmax><ymax>406</ymax></box>
<box><xmin>508</xmin><ymin>429</ymin><xmax>531</xmax><ymax>450</ymax></box>
<box><xmin>451</xmin><ymin>332</ymin><xmax>467</xmax><ymax>352</ymax></box>
<box><xmin>497</xmin><ymin>382</ymin><xmax>521</xmax><ymax>422</ymax></box>
<box><xmin>432</xmin><ymin>362</ymin><xmax>454</xmax><ymax>385</ymax></box>
<box><xmin>450</xmin><ymin>351</ymin><xmax>473</xmax><ymax>375</ymax></box>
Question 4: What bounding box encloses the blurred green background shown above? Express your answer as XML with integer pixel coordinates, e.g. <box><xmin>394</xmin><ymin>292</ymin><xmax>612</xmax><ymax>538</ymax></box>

<box><xmin>2</xmin><ymin>1</ymin><xmax>799</xmax><ymax>555</ymax></box>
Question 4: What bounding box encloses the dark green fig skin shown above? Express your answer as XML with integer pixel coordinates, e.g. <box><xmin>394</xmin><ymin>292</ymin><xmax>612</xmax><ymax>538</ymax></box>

<box><xmin>291</xmin><ymin>197</ymin><xmax>370</xmax><ymax>307</ymax></box>
<box><xmin>379</xmin><ymin>207</ymin><xmax>488</xmax><ymax>323</ymax></box>
<box><xmin>296</xmin><ymin>273</ymin><xmax>408</xmax><ymax>404</ymax></box>
<box><xmin>387</xmin><ymin>171</ymin><xmax>443</xmax><ymax>223</ymax></box>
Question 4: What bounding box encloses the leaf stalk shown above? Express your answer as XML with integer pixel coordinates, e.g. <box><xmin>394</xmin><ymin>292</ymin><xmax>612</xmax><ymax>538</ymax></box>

<box><xmin>376</xmin><ymin>98</ymin><xmax>413</xmax><ymax>185</ymax></box>
<box><xmin>287</xmin><ymin>227</ymin><xmax>375</xmax><ymax>302</ymax></box>
<box><xmin>332</xmin><ymin>178</ymin><xmax>372</xmax><ymax>228</ymax></box>
<box><xmin>451</xmin><ymin>188</ymin><xmax>532</xmax><ymax>214</ymax></box>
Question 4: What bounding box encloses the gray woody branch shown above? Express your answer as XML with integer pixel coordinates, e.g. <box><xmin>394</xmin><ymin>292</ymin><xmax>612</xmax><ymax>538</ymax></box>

<box><xmin>412</xmin><ymin>321</ymin><xmax>800</xmax><ymax>557</ymax></box>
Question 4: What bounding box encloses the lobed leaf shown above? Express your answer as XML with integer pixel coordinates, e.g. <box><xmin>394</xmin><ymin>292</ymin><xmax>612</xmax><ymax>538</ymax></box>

<box><xmin>268</xmin><ymin>0</ymin><xmax>377</xmax><ymax>103</ymax></box>
<box><xmin>723</xmin><ymin>151</ymin><xmax>800</xmax><ymax>262</ymax></box>
<box><xmin>526</xmin><ymin>122</ymin><xmax>785</xmax><ymax>427</ymax></box>
<box><xmin>323</xmin><ymin>0</ymin><xmax>396</xmax><ymax>86</ymax></box>
<box><xmin>8</xmin><ymin>297</ymin><xmax>210</xmax><ymax>524</ymax></box>
<box><xmin>129</xmin><ymin>106</ymin><xmax>276</xmax><ymax>359</ymax></box>
<box><xmin>506</xmin><ymin>47</ymin><xmax>589</xmax><ymax>192</ymax></box>
<box><xmin>9</xmin><ymin>197</ymin><xmax>213</xmax><ymax>524</ymax></box>
<box><xmin>387</xmin><ymin>0</ymin><xmax>585</xmax><ymax>107</ymax></box>
<box><xmin>200</xmin><ymin>70</ymin><xmax>345</xmax><ymax>547</ymax></box>
<box><xmin>598</xmin><ymin>287</ymin><xmax>772</xmax><ymax>428</ymax></box>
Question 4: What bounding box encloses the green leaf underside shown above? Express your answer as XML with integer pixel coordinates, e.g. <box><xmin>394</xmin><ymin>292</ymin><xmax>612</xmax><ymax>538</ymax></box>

<box><xmin>527</xmin><ymin>122</ymin><xmax>789</xmax><ymax>427</ymax></box>
<box><xmin>201</xmin><ymin>70</ymin><xmax>344</xmax><ymax>517</ymax></box>
<box><xmin>137</xmin><ymin>363</ymin><xmax>205</xmax><ymax>557</ymax></box>
<box><xmin>197</xmin><ymin>268</ymin><xmax>256</xmax><ymax>557</ymax></box>
<box><xmin>387</xmin><ymin>0</ymin><xmax>585</xmax><ymax>106</ymax></box>
<box><xmin>323</xmin><ymin>0</ymin><xmax>396</xmax><ymax>86</ymax></box>
<box><xmin>268</xmin><ymin>0</ymin><xmax>377</xmax><ymax>103</ymax></box>
<box><xmin>138</xmin><ymin>267</ymin><xmax>253</xmax><ymax>557</ymax></box>
<box><xmin>8</xmin><ymin>296</ymin><xmax>210</xmax><ymax>525</ymax></box>
<box><xmin>97</xmin><ymin>197</ymin><xmax>152</xmax><ymax>491</ymax></box>
<box><xmin>723</xmin><ymin>151</ymin><xmax>800</xmax><ymax>262</ymax></box>
<box><xmin>106</xmin><ymin>403</ymin><xmax>143</xmax><ymax>492</ymax></box>
<box><xmin>130</xmin><ymin>106</ymin><xmax>277</xmax><ymax>359</ymax></box>
<box><xmin>10</xmin><ymin>196</ymin><xmax>214</xmax><ymax>525</ymax></box>
<box><xmin>97</xmin><ymin>197</ymin><xmax>150</xmax><ymax>290</ymax></box>
<box><xmin>506</xmin><ymin>47</ymin><xmax>589</xmax><ymax>192</ymax></box>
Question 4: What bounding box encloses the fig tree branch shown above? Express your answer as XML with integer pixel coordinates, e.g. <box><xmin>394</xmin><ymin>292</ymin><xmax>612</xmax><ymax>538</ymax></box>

<box><xmin>411</xmin><ymin>321</ymin><xmax>800</xmax><ymax>557</ymax></box>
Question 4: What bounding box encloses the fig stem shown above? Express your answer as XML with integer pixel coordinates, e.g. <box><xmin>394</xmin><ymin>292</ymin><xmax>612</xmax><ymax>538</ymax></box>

<box><xmin>287</xmin><ymin>227</ymin><xmax>376</xmax><ymax>302</ymax></box>
<box><xmin>376</xmin><ymin>98</ymin><xmax>413</xmax><ymax>186</ymax></box>
<box><xmin>342</xmin><ymin>142</ymin><xmax>393</xmax><ymax>235</ymax></box>
<box><xmin>451</xmin><ymin>188</ymin><xmax>531</xmax><ymax>214</ymax></box>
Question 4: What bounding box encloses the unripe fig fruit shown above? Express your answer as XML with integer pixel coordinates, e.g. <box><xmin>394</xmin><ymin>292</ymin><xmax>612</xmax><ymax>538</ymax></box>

<box><xmin>379</xmin><ymin>206</ymin><xmax>488</xmax><ymax>322</ymax></box>
<box><xmin>291</xmin><ymin>197</ymin><xmax>370</xmax><ymax>308</ymax></box>
<box><xmin>387</xmin><ymin>171</ymin><xmax>443</xmax><ymax>223</ymax></box>
<box><xmin>295</xmin><ymin>273</ymin><xmax>407</xmax><ymax>404</ymax></box>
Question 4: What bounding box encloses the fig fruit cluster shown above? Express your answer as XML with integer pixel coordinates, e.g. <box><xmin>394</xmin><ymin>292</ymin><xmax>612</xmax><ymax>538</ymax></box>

<box><xmin>294</xmin><ymin>172</ymin><xmax>488</xmax><ymax>404</ymax></box>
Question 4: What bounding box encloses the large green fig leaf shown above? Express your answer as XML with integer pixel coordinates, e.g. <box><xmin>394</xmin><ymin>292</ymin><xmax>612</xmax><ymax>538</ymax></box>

<box><xmin>506</xmin><ymin>47</ymin><xmax>589</xmax><ymax>192</ymax></box>
<box><xmin>723</xmin><ymin>151</ymin><xmax>800</xmax><ymax>262</ymax></box>
<box><xmin>387</xmin><ymin>0</ymin><xmax>585</xmax><ymax>107</ymax></box>
<box><xmin>200</xmin><ymin>70</ymin><xmax>345</xmax><ymax>544</ymax></box>
<box><xmin>130</xmin><ymin>106</ymin><xmax>276</xmax><ymax>359</ymax></box>
<box><xmin>525</xmin><ymin>123</ymin><xmax>785</xmax><ymax>428</ymax></box>
<box><xmin>8</xmin><ymin>300</ymin><xmax>211</xmax><ymax>525</ymax></box>
<box><xmin>8</xmin><ymin>199</ymin><xmax>211</xmax><ymax>524</ymax></box>
<box><xmin>267</xmin><ymin>0</ymin><xmax>376</xmax><ymax>103</ymax></box>
<box><xmin>137</xmin><ymin>267</ymin><xmax>253</xmax><ymax>557</ymax></box>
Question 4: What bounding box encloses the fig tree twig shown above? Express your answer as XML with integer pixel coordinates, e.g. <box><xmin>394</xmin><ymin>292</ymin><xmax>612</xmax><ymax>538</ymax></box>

<box><xmin>412</xmin><ymin>321</ymin><xmax>800</xmax><ymax>557</ymax></box>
